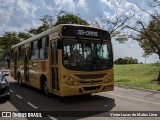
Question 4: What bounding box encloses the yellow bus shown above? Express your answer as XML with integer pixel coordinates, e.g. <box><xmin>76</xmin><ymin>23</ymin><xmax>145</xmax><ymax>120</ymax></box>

<box><xmin>10</xmin><ymin>24</ymin><xmax>114</xmax><ymax>96</ymax></box>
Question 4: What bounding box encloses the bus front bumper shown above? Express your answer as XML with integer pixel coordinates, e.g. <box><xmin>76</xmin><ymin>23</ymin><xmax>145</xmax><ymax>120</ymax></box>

<box><xmin>60</xmin><ymin>82</ymin><xmax>114</xmax><ymax>97</ymax></box>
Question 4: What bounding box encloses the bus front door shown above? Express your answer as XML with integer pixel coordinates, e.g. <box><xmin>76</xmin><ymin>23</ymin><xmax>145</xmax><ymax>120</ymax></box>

<box><xmin>51</xmin><ymin>41</ymin><xmax>59</xmax><ymax>92</ymax></box>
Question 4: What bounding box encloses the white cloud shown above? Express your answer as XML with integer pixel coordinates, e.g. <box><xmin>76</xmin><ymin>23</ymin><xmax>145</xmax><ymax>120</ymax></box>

<box><xmin>16</xmin><ymin>0</ymin><xmax>30</xmax><ymax>16</ymax></box>
<box><xmin>0</xmin><ymin>0</ymin><xmax>152</xmax><ymax>33</ymax></box>
<box><xmin>0</xmin><ymin>0</ymin><xmax>15</xmax><ymax>5</ymax></box>
<box><xmin>0</xmin><ymin>1</ymin><xmax>15</xmax><ymax>34</ymax></box>
<box><xmin>0</xmin><ymin>0</ymin><xmax>158</xmax><ymax>63</ymax></box>
<box><xmin>54</xmin><ymin>0</ymin><xmax>76</xmax><ymax>12</ymax></box>
<box><xmin>0</xmin><ymin>1</ymin><xmax>14</xmax><ymax>22</ymax></box>
<box><xmin>77</xmin><ymin>0</ymin><xmax>86</xmax><ymax>8</ymax></box>
<box><xmin>0</xmin><ymin>0</ymin><xmax>41</xmax><ymax>34</ymax></box>
<box><xmin>16</xmin><ymin>0</ymin><xmax>38</xmax><ymax>18</ymax></box>
<box><xmin>100</xmin><ymin>0</ymin><xmax>148</xmax><ymax>21</ymax></box>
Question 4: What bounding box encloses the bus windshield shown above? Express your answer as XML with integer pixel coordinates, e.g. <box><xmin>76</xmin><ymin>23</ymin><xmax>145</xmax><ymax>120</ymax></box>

<box><xmin>63</xmin><ymin>39</ymin><xmax>113</xmax><ymax>71</ymax></box>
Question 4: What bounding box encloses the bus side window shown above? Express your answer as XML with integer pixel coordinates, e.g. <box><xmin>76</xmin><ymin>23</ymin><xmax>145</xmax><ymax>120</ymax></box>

<box><xmin>18</xmin><ymin>45</ymin><xmax>24</xmax><ymax>61</ymax></box>
<box><xmin>31</xmin><ymin>40</ymin><xmax>39</xmax><ymax>60</ymax></box>
<box><xmin>51</xmin><ymin>41</ymin><xmax>58</xmax><ymax>64</ymax></box>
<box><xmin>40</xmin><ymin>36</ymin><xmax>49</xmax><ymax>59</ymax></box>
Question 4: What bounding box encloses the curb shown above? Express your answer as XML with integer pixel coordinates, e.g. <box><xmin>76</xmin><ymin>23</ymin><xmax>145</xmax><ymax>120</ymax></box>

<box><xmin>115</xmin><ymin>84</ymin><xmax>160</xmax><ymax>94</ymax></box>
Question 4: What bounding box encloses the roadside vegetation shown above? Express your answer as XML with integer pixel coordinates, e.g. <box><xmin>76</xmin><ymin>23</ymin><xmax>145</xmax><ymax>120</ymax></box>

<box><xmin>114</xmin><ymin>63</ymin><xmax>160</xmax><ymax>91</ymax></box>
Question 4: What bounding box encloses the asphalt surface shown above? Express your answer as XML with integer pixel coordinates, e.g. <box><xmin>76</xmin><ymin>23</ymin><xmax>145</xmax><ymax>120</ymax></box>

<box><xmin>0</xmin><ymin>75</ymin><xmax>160</xmax><ymax>120</ymax></box>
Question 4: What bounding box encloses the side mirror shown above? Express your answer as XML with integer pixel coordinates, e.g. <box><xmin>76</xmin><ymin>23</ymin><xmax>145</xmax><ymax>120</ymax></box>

<box><xmin>4</xmin><ymin>73</ymin><xmax>9</xmax><ymax>77</ymax></box>
<box><xmin>1</xmin><ymin>73</ymin><xmax>9</xmax><ymax>81</ymax></box>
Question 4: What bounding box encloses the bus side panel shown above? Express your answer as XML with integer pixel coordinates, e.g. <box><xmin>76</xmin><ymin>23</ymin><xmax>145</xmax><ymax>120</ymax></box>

<box><xmin>10</xmin><ymin>61</ymin><xmax>14</xmax><ymax>79</ymax></box>
<box><xmin>29</xmin><ymin>60</ymin><xmax>40</xmax><ymax>88</ymax></box>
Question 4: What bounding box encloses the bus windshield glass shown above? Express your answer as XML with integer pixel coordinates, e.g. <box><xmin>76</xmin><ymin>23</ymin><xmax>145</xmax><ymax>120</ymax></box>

<box><xmin>63</xmin><ymin>39</ymin><xmax>113</xmax><ymax>71</ymax></box>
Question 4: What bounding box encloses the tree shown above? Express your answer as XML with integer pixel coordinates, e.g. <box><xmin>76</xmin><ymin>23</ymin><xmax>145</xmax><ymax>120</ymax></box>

<box><xmin>114</xmin><ymin>57</ymin><xmax>139</xmax><ymax>64</ymax></box>
<box><xmin>92</xmin><ymin>13</ymin><xmax>133</xmax><ymax>43</ymax></box>
<box><xmin>127</xmin><ymin>20</ymin><xmax>160</xmax><ymax>58</ymax></box>
<box><xmin>114</xmin><ymin>58</ymin><xmax>127</xmax><ymax>64</ymax></box>
<box><xmin>0</xmin><ymin>32</ymin><xmax>30</xmax><ymax>68</ymax></box>
<box><xmin>126</xmin><ymin>1</ymin><xmax>160</xmax><ymax>81</ymax></box>
<box><xmin>28</xmin><ymin>12</ymin><xmax>89</xmax><ymax>35</ymax></box>
<box><xmin>28</xmin><ymin>15</ymin><xmax>54</xmax><ymax>36</ymax></box>
<box><xmin>18</xmin><ymin>32</ymin><xmax>32</xmax><ymax>41</ymax></box>
<box><xmin>54</xmin><ymin>11</ymin><xmax>89</xmax><ymax>26</ymax></box>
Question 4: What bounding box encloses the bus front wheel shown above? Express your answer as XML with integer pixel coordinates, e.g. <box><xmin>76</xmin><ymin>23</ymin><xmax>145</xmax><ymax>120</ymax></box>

<box><xmin>43</xmin><ymin>81</ymin><xmax>50</xmax><ymax>97</ymax></box>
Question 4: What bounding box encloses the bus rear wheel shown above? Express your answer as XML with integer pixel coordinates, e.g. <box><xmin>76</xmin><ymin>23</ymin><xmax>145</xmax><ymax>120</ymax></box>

<box><xmin>43</xmin><ymin>81</ymin><xmax>50</xmax><ymax>97</ymax></box>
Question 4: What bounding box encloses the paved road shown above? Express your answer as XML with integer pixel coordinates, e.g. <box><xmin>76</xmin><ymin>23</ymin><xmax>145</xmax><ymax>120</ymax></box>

<box><xmin>0</xmin><ymin>75</ymin><xmax>160</xmax><ymax>120</ymax></box>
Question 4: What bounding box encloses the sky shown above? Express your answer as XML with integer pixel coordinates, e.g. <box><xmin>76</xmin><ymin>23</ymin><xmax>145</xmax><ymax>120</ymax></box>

<box><xmin>0</xmin><ymin>0</ymin><xmax>159</xmax><ymax>63</ymax></box>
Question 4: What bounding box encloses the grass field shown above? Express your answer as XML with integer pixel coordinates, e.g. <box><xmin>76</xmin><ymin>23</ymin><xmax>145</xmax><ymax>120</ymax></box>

<box><xmin>114</xmin><ymin>63</ymin><xmax>160</xmax><ymax>91</ymax></box>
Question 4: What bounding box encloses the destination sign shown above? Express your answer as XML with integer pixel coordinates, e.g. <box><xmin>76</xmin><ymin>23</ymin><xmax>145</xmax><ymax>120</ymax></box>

<box><xmin>62</xmin><ymin>25</ymin><xmax>111</xmax><ymax>40</ymax></box>
<box><xmin>77</xmin><ymin>30</ymin><xmax>98</xmax><ymax>37</ymax></box>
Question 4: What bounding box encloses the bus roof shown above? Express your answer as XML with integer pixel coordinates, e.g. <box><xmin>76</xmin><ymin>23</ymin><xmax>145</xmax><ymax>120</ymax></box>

<box><xmin>11</xmin><ymin>24</ymin><xmax>109</xmax><ymax>49</ymax></box>
<box><xmin>11</xmin><ymin>25</ymin><xmax>58</xmax><ymax>49</ymax></box>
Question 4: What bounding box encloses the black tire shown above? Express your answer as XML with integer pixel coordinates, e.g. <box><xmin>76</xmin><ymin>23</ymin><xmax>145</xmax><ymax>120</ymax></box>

<box><xmin>83</xmin><ymin>94</ymin><xmax>92</xmax><ymax>97</ymax></box>
<box><xmin>6</xmin><ymin>95</ymin><xmax>10</xmax><ymax>100</ymax></box>
<box><xmin>43</xmin><ymin>81</ymin><xmax>50</xmax><ymax>97</ymax></box>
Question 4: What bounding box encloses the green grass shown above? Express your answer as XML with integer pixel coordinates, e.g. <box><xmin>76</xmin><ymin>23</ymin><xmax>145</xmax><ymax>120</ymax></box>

<box><xmin>114</xmin><ymin>63</ymin><xmax>160</xmax><ymax>91</ymax></box>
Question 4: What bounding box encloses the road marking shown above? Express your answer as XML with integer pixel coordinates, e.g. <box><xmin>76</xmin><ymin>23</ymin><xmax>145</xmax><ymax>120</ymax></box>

<box><xmin>16</xmin><ymin>94</ymin><xmax>22</xmax><ymax>99</ymax></box>
<box><xmin>47</xmin><ymin>115</ymin><xmax>58</xmax><ymax>120</ymax></box>
<box><xmin>106</xmin><ymin>93</ymin><xmax>160</xmax><ymax>106</ymax></box>
<box><xmin>10</xmin><ymin>90</ymin><xmax>13</xmax><ymax>92</ymax></box>
<box><xmin>27</xmin><ymin>102</ymin><xmax>38</xmax><ymax>109</ymax></box>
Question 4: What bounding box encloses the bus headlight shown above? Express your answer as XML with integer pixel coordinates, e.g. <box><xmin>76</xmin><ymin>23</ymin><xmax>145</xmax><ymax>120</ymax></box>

<box><xmin>66</xmin><ymin>77</ymin><xmax>79</xmax><ymax>85</ymax></box>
